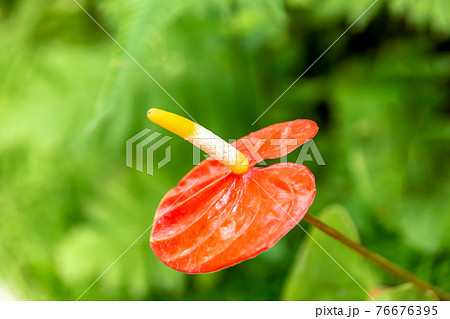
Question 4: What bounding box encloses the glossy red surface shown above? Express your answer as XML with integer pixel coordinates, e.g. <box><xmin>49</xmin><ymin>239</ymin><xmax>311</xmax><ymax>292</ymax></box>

<box><xmin>150</xmin><ymin>119</ymin><xmax>318</xmax><ymax>273</ymax></box>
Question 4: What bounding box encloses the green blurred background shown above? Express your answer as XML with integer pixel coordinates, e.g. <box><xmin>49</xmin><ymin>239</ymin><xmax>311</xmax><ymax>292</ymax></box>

<box><xmin>1</xmin><ymin>0</ymin><xmax>449</xmax><ymax>301</ymax></box>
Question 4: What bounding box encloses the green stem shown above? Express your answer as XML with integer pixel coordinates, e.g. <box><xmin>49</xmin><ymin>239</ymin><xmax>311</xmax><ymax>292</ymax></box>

<box><xmin>303</xmin><ymin>213</ymin><xmax>450</xmax><ymax>301</ymax></box>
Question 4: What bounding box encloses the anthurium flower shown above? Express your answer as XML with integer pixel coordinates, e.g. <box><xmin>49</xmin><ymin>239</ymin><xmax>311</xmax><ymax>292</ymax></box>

<box><xmin>147</xmin><ymin>109</ymin><xmax>318</xmax><ymax>273</ymax></box>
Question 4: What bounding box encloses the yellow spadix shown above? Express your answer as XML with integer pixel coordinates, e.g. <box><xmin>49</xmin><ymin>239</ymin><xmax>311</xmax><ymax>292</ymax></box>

<box><xmin>147</xmin><ymin>108</ymin><xmax>249</xmax><ymax>174</ymax></box>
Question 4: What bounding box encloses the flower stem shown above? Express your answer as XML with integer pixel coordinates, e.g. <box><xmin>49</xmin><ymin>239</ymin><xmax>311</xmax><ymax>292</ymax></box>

<box><xmin>303</xmin><ymin>213</ymin><xmax>450</xmax><ymax>301</ymax></box>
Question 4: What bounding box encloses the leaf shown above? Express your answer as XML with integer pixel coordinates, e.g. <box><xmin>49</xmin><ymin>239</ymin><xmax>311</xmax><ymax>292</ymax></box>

<box><xmin>374</xmin><ymin>283</ymin><xmax>438</xmax><ymax>301</ymax></box>
<box><xmin>282</xmin><ymin>204</ymin><xmax>374</xmax><ymax>300</ymax></box>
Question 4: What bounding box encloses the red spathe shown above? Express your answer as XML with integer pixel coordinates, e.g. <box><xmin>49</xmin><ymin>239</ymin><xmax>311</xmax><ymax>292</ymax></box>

<box><xmin>150</xmin><ymin>119</ymin><xmax>318</xmax><ymax>273</ymax></box>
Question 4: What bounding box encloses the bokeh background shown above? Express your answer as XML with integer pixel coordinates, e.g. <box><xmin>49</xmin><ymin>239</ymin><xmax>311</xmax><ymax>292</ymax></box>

<box><xmin>1</xmin><ymin>0</ymin><xmax>449</xmax><ymax>301</ymax></box>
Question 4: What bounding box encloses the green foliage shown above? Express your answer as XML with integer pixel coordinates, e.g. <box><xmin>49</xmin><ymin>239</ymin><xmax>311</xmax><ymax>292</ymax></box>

<box><xmin>282</xmin><ymin>205</ymin><xmax>375</xmax><ymax>300</ymax></box>
<box><xmin>375</xmin><ymin>283</ymin><xmax>438</xmax><ymax>301</ymax></box>
<box><xmin>1</xmin><ymin>0</ymin><xmax>449</xmax><ymax>300</ymax></box>
<box><xmin>282</xmin><ymin>206</ymin><xmax>442</xmax><ymax>301</ymax></box>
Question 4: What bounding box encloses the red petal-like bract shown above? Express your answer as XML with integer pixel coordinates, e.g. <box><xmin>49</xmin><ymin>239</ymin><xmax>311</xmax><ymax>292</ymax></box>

<box><xmin>150</xmin><ymin>120</ymin><xmax>318</xmax><ymax>273</ymax></box>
